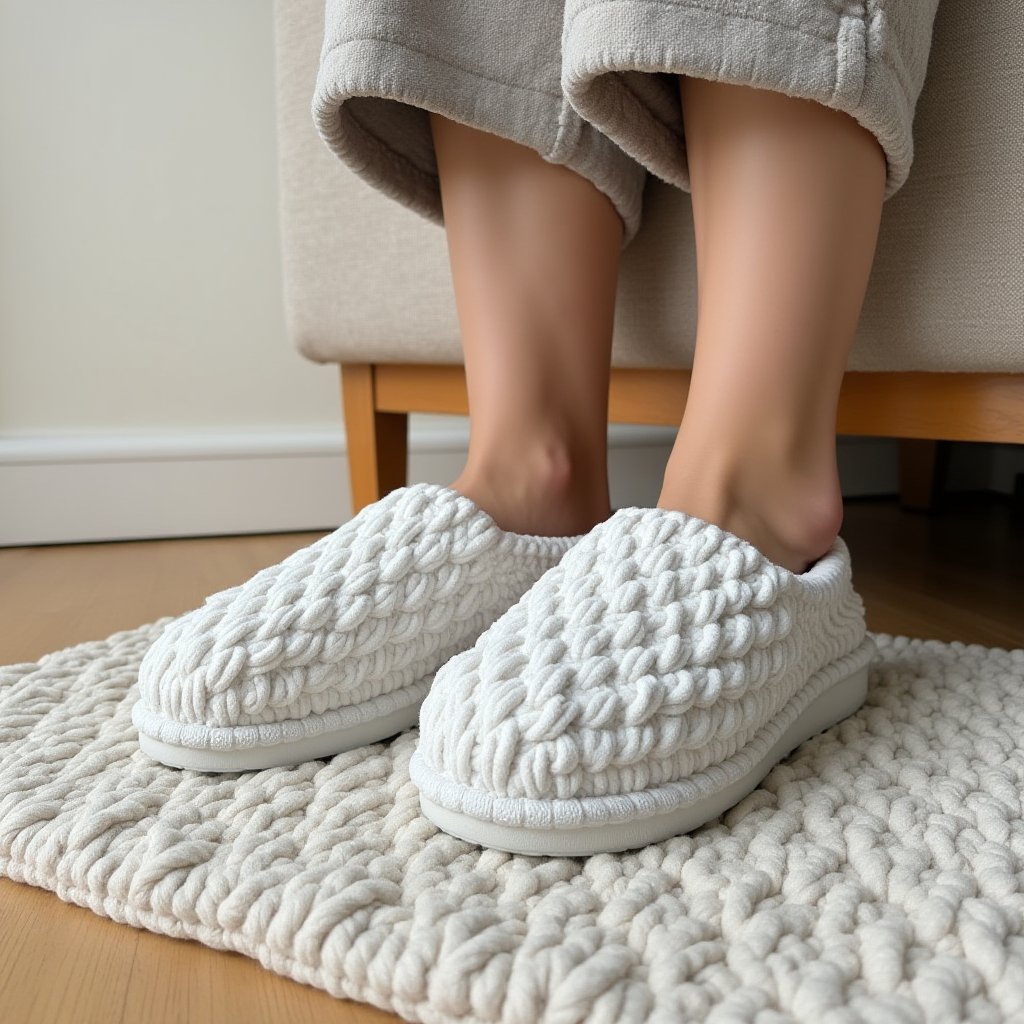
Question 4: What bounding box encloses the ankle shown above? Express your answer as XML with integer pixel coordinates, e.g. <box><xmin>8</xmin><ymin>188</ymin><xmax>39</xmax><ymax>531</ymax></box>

<box><xmin>658</xmin><ymin>445</ymin><xmax>843</xmax><ymax>573</ymax></box>
<box><xmin>452</xmin><ymin>438</ymin><xmax>610</xmax><ymax>537</ymax></box>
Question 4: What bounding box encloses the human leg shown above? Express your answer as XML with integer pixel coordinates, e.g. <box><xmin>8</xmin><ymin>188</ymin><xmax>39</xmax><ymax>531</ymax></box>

<box><xmin>658</xmin><ymin>77</ymin><xmax>887</xmax><ymax>573</ymax></box>
<box><xmin>429</xmin><ymin>112</ymin><xmax>624</xmax><ymax>538</ymax></box>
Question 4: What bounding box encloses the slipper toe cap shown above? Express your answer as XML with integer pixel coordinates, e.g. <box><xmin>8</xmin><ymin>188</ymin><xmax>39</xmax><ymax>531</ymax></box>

<box><xmin>135</xmin><ymin>483</ymin><xmax>517</xmax><ymax>733</ymax></box>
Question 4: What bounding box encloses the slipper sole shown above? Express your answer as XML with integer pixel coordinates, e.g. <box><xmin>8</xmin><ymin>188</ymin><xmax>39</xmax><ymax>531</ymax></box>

<box><xmin>133</xmin><ymin>679</ymin><xmax>427</xmax><ymax>772</ymax></box>
<box><xmin>417</xmin><ymin>655</ymin><xmax>871</xmax><ymax>856</ymax></box>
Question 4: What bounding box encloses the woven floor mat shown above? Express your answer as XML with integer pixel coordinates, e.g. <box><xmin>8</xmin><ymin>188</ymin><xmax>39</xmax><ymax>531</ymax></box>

<box><xmin>1</xmin><ymin>620</ymin><xmax>1022</xmax><ymax>1023</ymax></box>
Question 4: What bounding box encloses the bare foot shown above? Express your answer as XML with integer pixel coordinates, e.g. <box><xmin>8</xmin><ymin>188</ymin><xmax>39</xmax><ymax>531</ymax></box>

<box><xmin>658</xmin><ymin>451</ymin><xmax>843</xmax><ymax>573</ymax></box>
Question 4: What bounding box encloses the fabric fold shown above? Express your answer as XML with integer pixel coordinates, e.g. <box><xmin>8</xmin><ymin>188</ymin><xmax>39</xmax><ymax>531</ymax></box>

<box><xmin>560</xmin><ymin>0</ymin><xmax>939</xmax><ymax>201</ymax></box>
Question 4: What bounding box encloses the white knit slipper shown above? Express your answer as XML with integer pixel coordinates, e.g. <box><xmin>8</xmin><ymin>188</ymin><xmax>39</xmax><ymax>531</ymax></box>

<box><xmin>132</xmin><ymin>483</ymin><xmax>579</xmax><ymax>772</ymax></box>
<box><xmin>411</xmin><ymin>506</ymin><xmax>875</xmax><ymax>856</ymax></box>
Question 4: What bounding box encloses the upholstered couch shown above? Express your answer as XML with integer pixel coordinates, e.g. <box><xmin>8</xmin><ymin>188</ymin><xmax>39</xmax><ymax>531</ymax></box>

<box><xmin>273</xmin><ymin>0</ymin><xmax>1023</xmax><ymax>513</ymax></box>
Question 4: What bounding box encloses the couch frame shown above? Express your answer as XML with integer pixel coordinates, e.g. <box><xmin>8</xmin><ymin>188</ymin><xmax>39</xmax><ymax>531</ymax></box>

<box><xmin>340</xmin><ymin>364</ymin><xmax>1024</xmax><ymax>512</ymax></box>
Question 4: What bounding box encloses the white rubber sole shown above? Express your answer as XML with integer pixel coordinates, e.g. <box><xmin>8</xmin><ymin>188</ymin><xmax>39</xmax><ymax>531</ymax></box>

<box><xmin>135</xmin><ymin>694</ymin><xmax>422</xmax><ymax>773</ymax></box>
<box><xmin>418</xmin><ymin>662</ymin><xmax>870</xmax><ymax>856</ymax></box>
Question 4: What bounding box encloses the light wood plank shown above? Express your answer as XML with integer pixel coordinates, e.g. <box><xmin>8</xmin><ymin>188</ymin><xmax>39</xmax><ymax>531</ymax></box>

<box><xmin>374</xmin><ymin>365</ymin><xmax>1024</xmax><ymax>442</ymax></box>
<box><xmin>836</xmin><ymin>372</ymin><xmax>1024</xmax><ymax>441</ymax></box>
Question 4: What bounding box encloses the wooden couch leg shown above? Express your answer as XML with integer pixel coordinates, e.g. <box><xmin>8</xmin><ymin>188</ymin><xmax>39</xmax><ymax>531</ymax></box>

<box><xmin>899</xmin><ymin>439</ymin><xmax>951</xmax><ymax>511</ymax></box>
<box><xmin>340</xmin><ymin>364</ymin><xmax>408</xmax><ymax>514</ymax></box>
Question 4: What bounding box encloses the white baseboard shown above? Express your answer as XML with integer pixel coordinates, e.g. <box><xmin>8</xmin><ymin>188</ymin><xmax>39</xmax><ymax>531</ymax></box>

<box><xmin>0</xmin><ymin>425</ymin><xmax>899</xmax><ymax>546</ymax></box>
<box><xmin>0</xmin><ymin>428</ymin><xmax>349</xmax><ymax>546</ymax></box>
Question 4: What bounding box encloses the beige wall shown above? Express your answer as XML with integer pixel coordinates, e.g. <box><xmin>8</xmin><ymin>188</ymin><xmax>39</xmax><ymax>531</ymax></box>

<box><xmin>0</xmin><ymin>1</ymin><xmax>341</xmax><ymax>434</ymax></box>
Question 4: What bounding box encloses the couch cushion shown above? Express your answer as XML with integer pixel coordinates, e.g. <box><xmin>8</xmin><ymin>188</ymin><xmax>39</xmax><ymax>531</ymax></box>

<box><xmin>274</xmin><ymin>0</ymin><xmax>1022</xmax><ymax>372</ymax></box>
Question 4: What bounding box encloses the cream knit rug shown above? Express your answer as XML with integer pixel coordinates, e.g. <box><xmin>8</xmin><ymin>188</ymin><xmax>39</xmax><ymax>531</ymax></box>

<box><xmin>2</xmin><ymin>620</ymin><xmax>1022</xmax><ymax>1023</ymax></box>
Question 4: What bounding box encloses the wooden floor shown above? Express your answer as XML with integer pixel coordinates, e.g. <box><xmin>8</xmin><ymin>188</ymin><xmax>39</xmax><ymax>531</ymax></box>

<box><xmin>0</xmin><ymin>494</ymin><xmax>1020</xmax><ymax>1024</ymax></box>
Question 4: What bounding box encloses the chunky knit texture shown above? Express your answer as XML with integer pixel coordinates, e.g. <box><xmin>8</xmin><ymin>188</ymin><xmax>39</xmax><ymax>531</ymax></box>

<box><xmin>2</xmin><ymin>624</ymin><xmax>1023</xmax><ymax>1022</ymax></box>
<box><xmin>133</xmin><ymin>483</ymin><xmax>577</xmax><ymax>752</ymax></box>
<box><xmin>413</xmin><ymin>507</ymin><xmax>873</xmax><ymax>828</ymax></box>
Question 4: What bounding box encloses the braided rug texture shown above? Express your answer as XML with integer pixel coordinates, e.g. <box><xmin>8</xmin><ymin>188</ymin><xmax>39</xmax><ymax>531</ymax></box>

<box><xmin>133</xmin><ymin>483</ymin><xmax>577</xmax><ymax>751</ymax></box>
<box><xmin>2</xmin><ymin>624</ymin><xmax>1023</xmax><ymax>1023</ymax></box>
<box><xmin>414</xmin><ymin>507</ymin><xmax>871</xmax><ymax>826</ymax></box>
